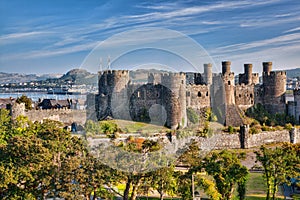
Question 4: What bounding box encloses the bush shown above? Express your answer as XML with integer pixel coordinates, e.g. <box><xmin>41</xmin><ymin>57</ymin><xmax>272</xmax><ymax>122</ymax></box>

<box><xmin>261</xmin><ymin>126</ymin><xmax>271</xmax><ymax>131</ymax></box>
<box><xmin>100</xmin><ymin>121</ymin><xmax>119</xmax><ymax>135</ymax></box>
<box><xmin>187</xmin><ymin>107</ymin><xmax>199</xmax><ymax>124</ymax></box>
<box><xmin>285</xmin><ymin>123</ymin><xmax>293</xmax><ymax>131</ymax></box>
<box><xmin>246</xmin><ymin>103</ymin><xmax>296</xmax><ymax>126</ymax></box>
<box><xmin>249</xmin><ymin>126</ymin><xmax>260</xmax><ymax>134</ymax></box>
<box><xmin>16</xmin><ymin>95</ymin><xmax>33</xmax><ymax>110</ymax></box>
<box><xmin>228</xmin><ymin>126</ymin><xmax>234</xmax><ymax>133</ymax></box>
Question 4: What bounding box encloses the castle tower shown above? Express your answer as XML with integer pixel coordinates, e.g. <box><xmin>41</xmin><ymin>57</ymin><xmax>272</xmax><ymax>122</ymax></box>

<box><xmin>263</xmin><ymin>62</ymin><xmax>272</xmax><ymax>75</ymax></box>
<box><xmin>293</xmin><ymin>89</ymin><xmax>300</xmax><ymax>123</ymax></box>
<box><xmin>161</xmin><ymin>72</ymin><xmax>187</xmax><ymax>129</ymax></box>
<box><xmin>194</xmin><ymin>73</ymin><xmax>204</xmax><ymax>85</ymax></box>
<box><xmin>244</xmin><ymin>64</ymin><xmax>253</xmax><ymax>85</ymax></box>
<box><xmin>262</xmin><ymin>62</ymin><xmax>273</xmax><ymax>87</ymax></box>
<box><xmin>222</xmin><ymin>61</ymin><xmax>231</xmax><ymax>76</ymax></box>
<box><xmin>97</xmin><ymin>70</ymin><xmax>130</xmax><ymax>120</ymax></box>
<box><xmin>221</xmin><ymin>61</ymin><xmax>235</xmax><ymax>105</ymax></box>
<box><xmin>262</xmin><ymin>62</ymin><xmax>286</xmax><ymax>114</ymax></box>
<box><xmin>203</xmin><ymin>63</ymin><xmax>212</xmax><ymax>85</ymax></box>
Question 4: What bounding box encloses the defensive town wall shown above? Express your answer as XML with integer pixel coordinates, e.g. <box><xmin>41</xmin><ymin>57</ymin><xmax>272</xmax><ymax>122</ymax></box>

<box><xmin>209</xmin><ymin>125</ymin><xmax>299</xmax><ymax>149</ymax></box>
<box><xmin>23</xmin><ymin>108</ymin><xmax>86</xmax><ymax>125</ymax></box>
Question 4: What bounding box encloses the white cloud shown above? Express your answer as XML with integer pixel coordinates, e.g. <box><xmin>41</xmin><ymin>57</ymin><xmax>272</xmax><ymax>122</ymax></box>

<box><xmin>214</xmin><ymin>33</ymin><xmax>300</xmax><ymax>53</ymax></box>
<box><xmin>1</xmin><ymin>41</ymin><xmax>97</xmax><ymax>60</ymax></box>
<box><xmin>284</xmin><ymin>27</ymin><xmax>300</xmax><ymax>33</ymax></box>
<box><xmin>0</xmin><ymin>31</ymin><xmax>51</xmax><ymax>44</ymax></box>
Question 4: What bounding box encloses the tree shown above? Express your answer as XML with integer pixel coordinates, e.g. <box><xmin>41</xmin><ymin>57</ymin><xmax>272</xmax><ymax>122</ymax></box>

<box><xmin>150</xmin><ymin>166</ymin><xmax>178</xmax><ymax>200</ymax></box>
<box><xmin>0</xmin><ymin>135</ymin><xmax>52</xmax><ymax>199</ymax></box>
<box><xmin>202</xmin><ymin>150</ymin><xmax>249</xmax><ymax>200</ymax></box>
<box><xmin>16</xmin><ymin>95</ymin><xmax>33</xmax><ymax>110</ymax></box>
<box><xmin>255</xmin><ymin>143</ymin><xmax>300</xmax><ymax>200</ymax></box>
<box><xmin>0</xmin><ymin>118</ymin><xmax>114</xmax><ymax>200</ymax></box>
<box><xmin>0</xmin><ymin>108</ymin><xmax>12</xmax><ymax>145</ymax></box>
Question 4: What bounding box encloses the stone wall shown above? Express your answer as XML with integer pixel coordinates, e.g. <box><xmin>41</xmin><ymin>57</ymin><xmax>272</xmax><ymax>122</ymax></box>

<box><xmin>186</xmin><ymin>84</ymin><xmax>210</xmax><ymax>110</ymax></box>
<box><xmin>239</xmin><ymin>125</ymin><xmax>299</xmax><ymax>149</ymax></box>
<box><xmin>247</xmin><ymin>130</ymin><xmax>290</xmax><ymax>147</ymax></box>
<box><xmin>235</xmin><ymin>84</ymin><xmax>255</xmax><ymax>107</ymax></box>
<box><xmin>210</xmin><ymin>126</ymin><xmax>299</xmax><ymax>149</ymax></box>
<box><xmin>212</xmin><ymin>133</ymin><xmax>241</xmax><ymax>149</ymax></box>
<box><xmin>24</xmin><ymin>109</ymin><xmax>86</xmax><ymax>125</ymax></box>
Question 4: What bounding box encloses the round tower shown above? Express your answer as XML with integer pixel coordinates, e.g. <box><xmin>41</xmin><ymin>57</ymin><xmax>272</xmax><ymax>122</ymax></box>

<box><xmin>263</xmin><ymin>62</ymin><xmax>272</xmax><ymax>75</ymax></box>
<box><xmin>98</xmin><ymin>70</ymin><xmax>129</xmax><ymax>119</ymax></box>
<box><xmin>203</xmin><ymin>63</ymin><xmax>212</xmax><ymax>85</ymax></box>
<box><xmin>264</xmin><ymin>71</ymin><xmax>286</xmax><ymax>97</ymax></box>
<box><xmin>161</xmin><ymin>72</ymin><xmax>187</xmax><ymax>129</ymax></box>
<box><xmin>222</xmin><ymin>61</ymin><xmax>231</xmax><ymax>75</ymax></box>
<box><xmin>244</xmin><ymin>63</ymin><xmax>253</xmax><ymax>85</ymax></box>
<box><xmin>294</xmin><ymin>89</ymin><xmax>300</xmax><ymax>123</ymax></box>
<box><xmin>263</xmin><ymin>70</ymin><xmax>286</xmax><ymax>113</ymax></box>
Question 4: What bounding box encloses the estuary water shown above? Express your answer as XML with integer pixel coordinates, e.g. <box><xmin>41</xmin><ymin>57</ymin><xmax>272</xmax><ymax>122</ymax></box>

<box><xmin>0</xmin><ymin>92</ymin><xmax>87</xmax><ymax>102</ymax></box>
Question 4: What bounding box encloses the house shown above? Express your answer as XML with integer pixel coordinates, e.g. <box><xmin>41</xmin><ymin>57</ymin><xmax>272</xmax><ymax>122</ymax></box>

<box><xmin>0</xmin><ymin>98</ymin><xmax>14</xmax><ymax>109</ymax></box>
<box><xmin>39</xmin><ymin>99</ymin><xmax>71</xmax><ymax>109</ymax></box>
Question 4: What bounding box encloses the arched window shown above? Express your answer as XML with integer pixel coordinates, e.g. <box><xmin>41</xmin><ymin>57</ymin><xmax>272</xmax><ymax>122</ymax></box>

<box><xmin>198</xmin><ymin>91</ymin><xmax>201</xmax><ymax>97</ymax></box>
<box><xmin>228</xmin><ymin>81</ymin><xmax>231</xmax><ymax>85</ymax></box>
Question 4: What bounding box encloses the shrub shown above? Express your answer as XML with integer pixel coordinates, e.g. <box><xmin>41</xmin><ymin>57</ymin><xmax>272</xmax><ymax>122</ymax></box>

<box><xmin>228</xmin><ymin>126</ymin><xmax>234</xmax><ymax>133</ymax></box>
<box><xmin>246</xmin><ymin>103</ymin><xmax>296</xmax><ymax>126</ymax></box>
<box><xmin>249</xmin><ymin>126</ymin><xmax>260</xmax><ymax>134</ymax></box>
<box><xmin>100</xmin><ymin>121</ymin><xmax>119</xmax><ymax>135</ymax></box>
<box><xmin>16</xmin><ymin>95</ymin><xmax>33</xmax><ymax>110</ymax></box>
<box><xmin>285</xmin><ymin>123</ymin><xmax>293</xmax><ymax>131</ymax></box>
<box><xmin>261</xmin><ymin>126</ymin><xmax>271</xmax><ymax>131</ymax></box>
<box><xmin>187</xmin><ymin>107</ymin><xmax>199</xmax><ymax>124</ymax></box>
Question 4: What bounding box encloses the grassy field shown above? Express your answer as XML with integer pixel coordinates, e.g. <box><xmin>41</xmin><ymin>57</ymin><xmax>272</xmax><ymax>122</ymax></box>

<box><xmin>111</xmin><ymin>119</ymin><xmax>170</xmax><ymax>134</ymax></box>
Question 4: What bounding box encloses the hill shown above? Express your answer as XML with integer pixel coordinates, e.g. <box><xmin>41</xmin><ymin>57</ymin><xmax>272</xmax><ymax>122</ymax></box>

<box><xmin>286</xmin><ymin>68</ymin><xmax>300</xmax><ymax>79</ymax></box>
<box><xmin>1</xmin><ymin>67</ymin><xmax>299</xmax><ymax>85</ymax></box>
<box><xmin>0</xmin><ymin>72</ymin><xmax>61</xmax><ymax>84</ymax></box>
<box><xmin>58</xmin><ymin>69</ymin><xmax>97</xmax><ymax>85</ymax></box>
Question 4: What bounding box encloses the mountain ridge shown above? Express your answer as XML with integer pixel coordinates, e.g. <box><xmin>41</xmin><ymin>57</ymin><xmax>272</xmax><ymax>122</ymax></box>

<box><xmin>0</xmin><ymin>67</ymin><xmax>299</xmax><ymax>84</ymax></box>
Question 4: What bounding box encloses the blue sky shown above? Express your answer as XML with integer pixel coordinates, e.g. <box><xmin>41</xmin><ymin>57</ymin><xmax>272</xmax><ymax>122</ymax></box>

<box><xmin>0</xmin><ymin>0</ymin><xmax>299</xmax><ymax>74</ymax></box>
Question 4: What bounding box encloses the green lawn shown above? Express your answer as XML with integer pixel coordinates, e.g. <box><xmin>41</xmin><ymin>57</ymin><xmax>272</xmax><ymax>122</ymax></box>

<box><xmin>111</xmin><ymin>119</ymin><xmax>170</xmax><ymax>134</ymax></box>
<box><xmin>245</xmin><ymin>172</ymin><xmax>286</xmax><ymax>200</ymax></box>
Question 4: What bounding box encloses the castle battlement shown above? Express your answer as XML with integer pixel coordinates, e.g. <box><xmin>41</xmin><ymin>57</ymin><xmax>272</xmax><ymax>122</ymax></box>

<box><xmin>161</xmin><ymin>72</ymin><xmax>186</xmax><ymax>78</ymax></box>
<box><xmin>100</xmin><ymin>70</ymin><xmax>129</xmax><ymax>75</ymax></box>
<box><xmin>267</xmin><ymin>71</ymin><xmax>286</xmax><ymax>76</ymax></box>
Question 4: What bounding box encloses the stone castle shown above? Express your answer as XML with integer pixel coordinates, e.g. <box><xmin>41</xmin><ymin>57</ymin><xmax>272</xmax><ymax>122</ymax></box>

<box><xmin>94</xmin><ymin>61</ymin><xmax>300</xmax><ymax>129</ymax></box>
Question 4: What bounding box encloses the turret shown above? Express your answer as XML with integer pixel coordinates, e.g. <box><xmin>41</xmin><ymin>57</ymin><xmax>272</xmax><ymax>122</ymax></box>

<box><xmin>203</xmin><ymin>63</ymin><xmax>212</xmax><ymax>85</ymax></box>
<box><xmin>221</xmin><ymin>61</ymin><xmax>235</xmax><ymax>105</ymax></box>
<box><xmin>161</xmin><ymin>72</ymin><xmax>187</xmax><ymax>129</ymax></box>
<box><xmin>97</xmin><ymin>70</ymin><xmax>130</xmax><ymax>119</ymax></box>
<box><xmin>222</xmin><ymin>61</ymin><xmax>231</xmax><ymax>75</ymax></box>
<box><xmin>263</xmin><ymin>62</ymin><xmax>272</xmax><ymax>75</ymax></box>
<box><xmin>244</xmin><ymin>64</ymin><xmax>253</xmax><ymax>85</ymax></box>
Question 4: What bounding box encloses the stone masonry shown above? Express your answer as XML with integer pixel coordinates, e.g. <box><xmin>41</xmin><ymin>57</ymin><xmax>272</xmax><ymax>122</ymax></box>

<box><xmin>95</xmin><ymin>61</ymin><xmax>296</xmax><ymax>129</ymax></box>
